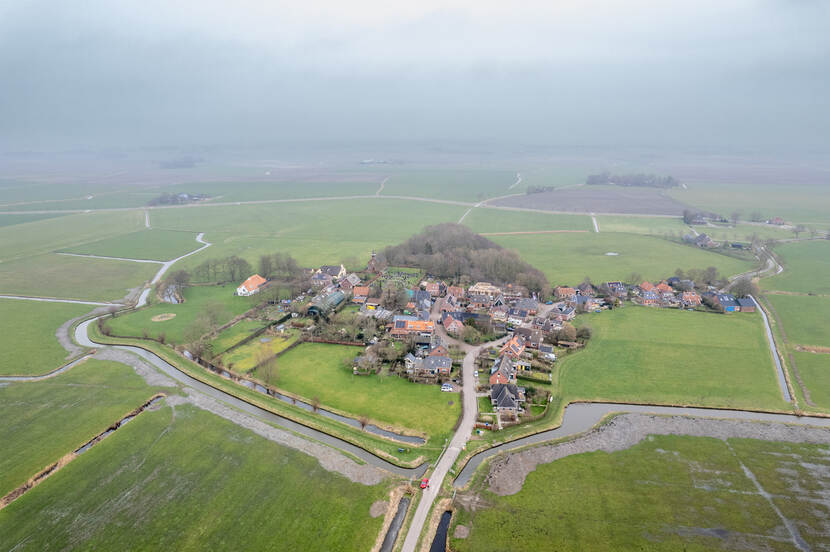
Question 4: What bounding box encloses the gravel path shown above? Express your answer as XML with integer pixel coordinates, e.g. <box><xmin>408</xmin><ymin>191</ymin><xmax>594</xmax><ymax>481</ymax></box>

<box><xmin>486</xmin><ymin>413</ymin><xmax>830</xmax><ymax>496</ymax></box>
<box><xmin>166</xmin><ymin>391</ymin><xmax>389</xmax><ymax>485</ymax></box>
<box><xmin>93</xmin><ymin>348</ymin><xmax>177</xmax><ymax>388</ymax></box>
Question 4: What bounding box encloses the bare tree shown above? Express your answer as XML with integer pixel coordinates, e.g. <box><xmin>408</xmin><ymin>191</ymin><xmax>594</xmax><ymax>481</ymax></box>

<box><xmin>311</xmin><ymin>396</ymin><xmax>320</xmax><ymax>413</ymax></box>
<box><xmin>730</xmin><ymin>211</ymin><xmax>741</xmax><ymax>226</ymax></box>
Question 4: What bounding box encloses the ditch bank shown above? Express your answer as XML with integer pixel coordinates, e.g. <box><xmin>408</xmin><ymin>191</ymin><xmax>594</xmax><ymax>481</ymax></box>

<box><xmin>0</xmin><ymin>394</ymin><xmax>165</xmax><ymax>511</ymax></box>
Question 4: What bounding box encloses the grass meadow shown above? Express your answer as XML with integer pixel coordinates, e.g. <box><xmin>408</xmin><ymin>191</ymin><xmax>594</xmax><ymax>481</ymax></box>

<box><xmin>561</xmin><ymin>307</ymin><xmax>790</xmax><ymax>410</ymax></box>
<box><xmin>0</xmin><ymin>403</ymin><xmax>390</xmax><ymax>552</ymax></box>
<box><xmin>463</xmin><ymin>208</ymin><xmax>592</xmax><ymax>234</ymax></box>
<box><xmin>379</xmin><ymin>168</ymin><xmax>518</xmax><ymax>202</ymax></box>
<box><xmin>0</xmin><ymin>299</ymin><xmax>91</xmax><ymax>375</ymax></box>
<box><xmin>220</xmin><ymin>328</ymin><xmax>299</xmax><ymax>371</ymax></box>
<box><xmin>452</xmin><ymin>435</ymin><xmax>830</xmax><ymax>551</ymax></box>
<box><xmin>792</xmin><ymin>351</ymin><xmax>830</xmax><ymax>411</ymax></box>
<box><xmin>209</xmin><ymin>319</ymin><xmax>269</xmax><ymax>356</ymax></box>
<box><xmin>252</xmin><ymin>343</ymin><xmax>460</xmax><ymax>437</ymax></box>
<box><xmin>766</xmin><ymin>294</ymin><xmax>830</xmax><ymax>347</ymax></box>
<box><xmin>0</xmin><ymin>213</ymin><xmax>66</xmax><ymax>228</ymax></box>
<box><xmin>61</xmin><ymin>229</ymin><xmax>200</xmax><ymax>260</ymax></box>
<box><xmin>0</xmin><ymin>359</ymin><xmax>165</xmax><ymax>498</ymax></box>
<box><xmin>490</xmin><ymin>232</ymin><xmax>754</xmax><ymax>285</ymax></box>
<box><xmin>762</xmin><ymin>240</ymin><xmax>830</xmax><ymax>294</ymax></box>
<box><xmin>0</xmin><ymin>254</ymin><xmax>157</xmax><ymax>302</ymax></box>
<box><xmin>106</xmin><ymin>285</ymin><xmax>255</xmax><ymax>344</ymax></box>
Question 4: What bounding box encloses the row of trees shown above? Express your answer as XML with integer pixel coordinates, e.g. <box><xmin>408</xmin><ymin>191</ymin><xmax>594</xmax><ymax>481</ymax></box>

<box><xmin>586</xmin><ymin>172</ymin><xmax>679</xmax><ymax>188</ymax></box>
<box><xmin>380</xmin><ymin>223</ymin><xmax>549</xmax><ymax>294</ymax></box>
<box><xmin>193</xmin><ymin>255</ymin><xmax>253</xmax><ymax>283</ymax></box>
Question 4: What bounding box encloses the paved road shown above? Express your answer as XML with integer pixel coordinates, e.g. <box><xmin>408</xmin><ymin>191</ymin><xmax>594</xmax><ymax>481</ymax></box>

<box><xmin>751</xmin><ymin>294</ymin><xmax>792</xmax><ymax>402</ymax></box>
<box><xmin>591</xmin><ymin>213</ymin><xmax>599</xmax><ymax>232</ymax></box>
<box><xmin>57</xmin><ymin>252</ymin><xmax>163</xmax><ymax>264</ymax></box>
<box><xmin>401</xmin><ymin>302</ymin><xmax>505</xmax><ymax>551</ymax></box>
<box><xmin>0</xmin><ymin>295</ymin><xmax>117</xmax><ymax>306</ymax></box>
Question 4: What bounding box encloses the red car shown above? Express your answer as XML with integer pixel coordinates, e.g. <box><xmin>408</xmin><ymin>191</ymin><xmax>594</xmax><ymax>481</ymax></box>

<box><xmin>420</xmin><ymin>478</ymin><xmax>429</xmax><ymax>489</ymax></box>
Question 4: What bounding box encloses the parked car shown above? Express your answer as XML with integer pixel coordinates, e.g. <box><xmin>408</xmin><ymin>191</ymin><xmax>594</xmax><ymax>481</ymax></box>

<box><xmin>441</xmin><ymin>383</ymin><xmax>453</xmax><ymax>392</ymax></box>
<box><xmin>473</xmin><ymin>370</ymin><xmax>479</xmax><ymax>378</ymax></box>
<box><xmin>420</xmin><ymin>478</ymin><xmax>429</xmax><ymax>489</ymax></box>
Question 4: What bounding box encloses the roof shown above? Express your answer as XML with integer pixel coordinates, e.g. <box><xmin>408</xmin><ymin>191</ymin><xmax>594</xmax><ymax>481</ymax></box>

<box><xmin>500</xmin><ymin>335</ymin><xmax>526</xmax><ymax>357</ymax></box>
<box><xmin>640</xmin><ymin>281</ymin><xmax>655</xmax><ymax>292</ymax></box>
<box><xmin>319</xmin><ymin>265</ymin><xmax>344</xmax><ymax>277</ymax></box>
<box><xmin>423</xmin><ymin>356</ymin><xmax>452</xmax><ymax>370</ymax></box>
<box><xmin>239</xmin><ymin>274</ymin><xmax>266</xmax><ymax>291</ymax></box>
<box><xmin>491</xmin><ymin>383</ymin><xmax>520</xmax><ymax>409</ymax></box>
<box><xmin>353</xmin><ymin>286</ymin><xmax>370</xmax><ymax>297</ymax></box>
<box><xmin>737</xmin><ymin>297</ymin><xmax>756</xmax><ymax>308</ymax></box>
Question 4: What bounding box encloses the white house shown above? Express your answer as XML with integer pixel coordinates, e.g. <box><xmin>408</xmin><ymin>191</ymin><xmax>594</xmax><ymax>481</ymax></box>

<box><xmin>237</xmin><ymin>274</ymin><xmax>266</xmax><ymax>296</ymax></box>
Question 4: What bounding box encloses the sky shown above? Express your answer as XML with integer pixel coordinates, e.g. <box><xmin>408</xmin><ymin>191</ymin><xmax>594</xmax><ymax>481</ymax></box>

<box><xmin>0</xmin><ymin>0</ymin><xmax>828</xmax><ymax>152</ymax></box>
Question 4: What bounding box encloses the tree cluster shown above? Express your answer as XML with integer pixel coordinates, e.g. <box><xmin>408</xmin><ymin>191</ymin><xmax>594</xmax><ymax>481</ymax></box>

<box><xmin>379</xmin><ymin>223</ymin><xmax>549</xmax><ymax>293</ymax></box>
<box><xmin>586</xmin><ymin>172</ymin><xmax>679</xmax><ymax>188</ymax></box>
<box><xmin>193</xmin><ymin>256</ymin><xmax>253</xmax><ymax>283</ymax></box>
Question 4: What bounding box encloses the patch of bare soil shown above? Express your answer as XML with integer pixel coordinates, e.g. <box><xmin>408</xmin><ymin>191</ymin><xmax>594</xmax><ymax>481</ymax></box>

<box><xmin>167</xmin><ymin>391</ymin><xmax>389</xmax><ymax>485</ymax></box>
<box><xmin>796</xmin><ymin>345</ymin><xmax>830</xmax><ymax>354</ymax></box>
<box><xmin>486</xmin><ymin>414</ymin><xmax>830</xmax><ymax>496</ymax></box>
<box><xmin>490</xmin><ymin>186</ymin><xmax>690</xmax><ymax>215</ymax></box>
<box><xmin>370</xmin><ymin>500</ymin><xmax>388</xmax><ymax>518</ymax></box>
<box><xmin>151</xmin><ymin>313</ymin><xmax>176</xmax><ymax>322</ymax></box>
<box><xmin>94</xmin><ymin>348</ymin><xmax>177</xmax><ymax>387</ymax></box>
<box><xmin>454</xmin><ymin>525</ymin><xmax>469</xmax><ymax>539</ymax></box>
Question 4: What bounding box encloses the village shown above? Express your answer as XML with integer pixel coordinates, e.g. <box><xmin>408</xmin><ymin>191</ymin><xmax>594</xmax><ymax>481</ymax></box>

<box><xmin>228</xmin><ymin>250</ymin><xmax>759</xmax><ymax>432</ymax></box>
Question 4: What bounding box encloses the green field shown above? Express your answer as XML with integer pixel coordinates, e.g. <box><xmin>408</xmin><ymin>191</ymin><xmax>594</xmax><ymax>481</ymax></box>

<box><xmin>0</xmin><ymin>211</ymin><xmax>143</xmax><ymax>263</ymax></box>
<box><xmin>106</xmin><ymin>285</ymin><xmax>255</xmax><ymax>344</ymax></box>
<box><xmin>0</xmin><ymin>403</ymin><xmax>390</xmax><ymax>551</ymax></box>
<box><xmin>463</xmin><ymin>209</ymin><xmax>592</xmax><ymax>234</ymax></box>
<box><xmin>220</xmin><ymin>328</ymin><xmax>299</xmax><ymax>371</ymax></box>
<box><xmin>766</xmin><ymin>294</ymin><xmax>830</xmax><ymax>347</ymax></box>
<box><xmin>379</xmin><ymin>169</ymin><xmax>517</xmax><ymax>202</ymax></box>
<box><xmin>0</xmin><ymin>254</ymin><xmax>158</xmax><ymax>302</ymax></box>
<box><xmin>0</xmin><ymin>299</ymin><xmax>92</xmax><ymax>375</ymax></box>
<box><xmin>763</xmin><ymin>240</ymin><xmax>830</xmax><ymax>294</ymax></box>
<box><xmin>210</xmin><ymin>319</ymin><xmax>269</xmax><ymax>355</ymax></box>
<box><xmin>490</xmin><ymin>232</ymin><xmax>754</xmax><ymax>285</ymax></box>
<box><xmin>452</xmin><ymin>434</ymin><xmax>830</xmax><ymax>551</ymax></box>
<box><xmin>0</xmin><ymin>359</ymin><xmax>165</xmax><ymax>498</ymax></box>
<box><xmin>151</xmin><ymin>199</ymin><xmax>467</xmax><ymax>275</ymax></box>
<box><xmin>561</xmin><ymin>307</ymin><xmax>789</xmax><ymax>410</ymax></box>
<box><xmin>792</xmin><ymin>352</ymin><xmax>830</xmax><ymax>411</ymax></box>
<box><xmin>61</xmin><ymin>229</ymin><xmax>199</xmax><ymax>260</ymax></box>
<box><xmin>0</xmin><ymin>213</ymin><xmax>66</xmax><ymax>228</ymax></box>
<box><xmin>252</xmin><ymin>343</ymin><xmax>460</xmax><ymax>437</ymax></box>
<box><xmin>168</xmin><ymin>179</ymin><xmax>378</xmax><ymax>203</ymax></box>
<box><xmin>593</xmin><ymin>215</ymin><xmax>688</xmax><ymax>236</ymax></box>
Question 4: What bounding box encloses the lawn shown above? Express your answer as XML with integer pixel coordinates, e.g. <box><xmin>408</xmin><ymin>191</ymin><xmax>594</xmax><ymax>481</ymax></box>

<box><xmin>762</xmin><ymin>240</ymin><xmax>830</xmax><ymax>294</ymax></box>
<box><xmin>0</xmin><ymin>254</ymin><xmax>158</xmax><ymax>302</ymax></box>
<box><xmin>0</xmin><ymin>299</ymin><xmax>91</xmax><ymax>375</ymax></box>
<box><xmin>766</xmin><ymin>294</ymin><xmax>830</xmax><ymax>347</ymax></box>
<box><xmin>106</xmin><ymin>285</ymin><xmax>256</xmax><ymax>344</ymax></box>
<box><xmin>452</xmin><ymin>434</ymin><xmax>829</xmax><ymax>551</ymax></box>
<box><xmin>61</xmin><ymin>229</ymin><xmax>200</xmax><ymax>261</ymax></box>
<box><xmin>463</xmin><ymin>208</ymin><xmax>592</xmax><ymax>234</ymax></box>
<box><xmin>791</xmin><ymin>351</ymin><xmax>830</xmax><ymax>412</ymax></box>
<box><xmin>220</xmin><ymin>328</ymin><xmax>299</xmax><ymax>371</ymax></box>
<box><xmin>252</xmin><ymin>343</ymin><xmax>460</xmax><ymax>437</ymax></box>
<box><xmin>0</xmin><ymin>403</ymin><xmax>390</xmax><ymax>551</ymax></box>
<box><xmin>560</xmin><ymin>307</ymin><xmax>790</xmax><ymax>411</ymax></box>
<box><xmin>490</xmin><ymin>232</ymin><xmax>754</xmax><ymax>285</ymax></box>
<box><xmin>210</xmin><ymin>319</ymin><xmax>269</xmax><ymax>356</ymax></box>
<box><xmin>379</xmin><ymin>168</ymin><xmax>518</xmax><ymax>202</ymax></box>
<box><xmin>0</xmin><ymin>359</ymin><xmax>164</xmax><ymax>498</ymax></box>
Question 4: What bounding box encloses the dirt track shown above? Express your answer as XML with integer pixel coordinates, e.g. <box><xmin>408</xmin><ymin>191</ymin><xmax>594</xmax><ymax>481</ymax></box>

<box><xmin>485</xmin><ymin>413</ymin><xmax>830</xmax><ymax>496</ymax></box>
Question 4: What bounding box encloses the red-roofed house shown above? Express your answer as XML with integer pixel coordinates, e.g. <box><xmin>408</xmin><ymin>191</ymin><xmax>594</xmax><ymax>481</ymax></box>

<box><xmin>442</xmin><ymin>314</ymin><xmax>465</xmax><ymax>335</ymax></box>
<box><xmin>639</xmin><ymin>281</ymin><xmax>655</xmax><ymax>293</ymax></box>
<box><xmin>500</xmin><ymin>335</ymin><xmax>526</xmax><ymax>358</ymax></box>
<box><xmin>237</xmin><ymin>274</ymin><xmax>267</xmax><ymax>296</ymax></box>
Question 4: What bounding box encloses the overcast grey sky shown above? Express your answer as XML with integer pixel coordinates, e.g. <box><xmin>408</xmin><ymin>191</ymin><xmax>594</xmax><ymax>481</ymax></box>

<box><xmin>0</xmin><ymin>0</ymin><xmax>827</xmax><ymax>152</ymax></box>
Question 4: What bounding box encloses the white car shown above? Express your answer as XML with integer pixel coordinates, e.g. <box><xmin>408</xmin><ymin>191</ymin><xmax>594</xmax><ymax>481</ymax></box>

<box><xmin>473</xmin><ymin>370</ymin><xmax>479</xmax><ymax>378</ymax></box>
<box><xmin>441</xmin><ymin>383</ymin><xmax>453</xmax><ymax>392</ymax></box>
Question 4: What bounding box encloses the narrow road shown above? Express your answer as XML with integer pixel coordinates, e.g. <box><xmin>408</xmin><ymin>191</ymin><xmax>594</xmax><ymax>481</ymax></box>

<box><xmin>0</xmin><ymin>295</ymin><xmax>117</xmax><ymax>306</ymax></box>
<box><xmin>507</xmin><ymin>172</ymin><xmax>522</xmax><ymax>190</ymax></box>
<box><xmin>402</xmin><ymin>303</ymin><xmax>506</xmax><ymax>551</ymax></box>
<box><xmin>144</xmin><ymin>210</ymin><xmax>151</xmax><ymax>228</ymax></box>
<box><xmin>57</xmin><ymin>252</ymin><xmax>163</xmax><ymax>264</ymax></box>
<box><xmin>375</xmin><ymin>177</ymin><xmax>388</xmax><ymax>196</ymax></box>
<box><xmin>591</xmin><ymin>213</ymin><xmax>599</xmax><ymax>233</ymax></box>
<box><xmin>751</xmin><ymin>294</ymin><xmax>792</xmax><ymax>402</ymax></box>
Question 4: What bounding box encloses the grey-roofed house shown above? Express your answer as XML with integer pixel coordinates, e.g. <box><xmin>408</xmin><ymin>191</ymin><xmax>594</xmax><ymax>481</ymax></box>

<box><xmin>736</xmin><ymin>297</ymin><xmax>756</xmax><ymax>312</ymax></box>
<box><xmin>490</xmin><ymin>383</ymin><xmax>525</xmax><ymax>415</ymax></box>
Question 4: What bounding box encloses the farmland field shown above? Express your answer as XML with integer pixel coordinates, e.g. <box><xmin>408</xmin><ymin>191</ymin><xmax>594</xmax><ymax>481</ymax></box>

<box><xmin>792</xmin><ymin>352</ymin><xmax>830</xmax><ymax>411</ymax></box>
<box><xmin>0</xmin><ymin>299</ymin><xmax>91</xmax><ymax>375</ymax></box>
<box><xmin>251</xmin><ymin>343</ymin><xmax>460</xmax><ymax>437</ymax></box>
<box><xmin>61</xmin><ymin>229</ymin><xmax>200</xmax><ymax>260</ymax></box>
<box><xmin>490</xmin><ymin>233</ymin><xmax>754</xmax><ymax>285</ymax></box>
<box><xmin>762</xmin><ymin>240</ymin><xmax>830</xmax><ymax>294</ymax></box>
<box><xmin>561</xmin><ymin>307</ymin><xmax>789</xmax><ymax>411</ymax></box>
<box><xmin>766</xmin><ymin>294</ymin><xmax>830</xmax><ymax>347</ymax></box>
<box><xmin>210</xmin><ymin>319</ymin><xmax>269</xmax><ymax>355</ymax></box>
<box><xmin>491</xmin><ymin>186</ymin><xmax>690</xmax><ymax>215</ymax></box>
<box><xmin>220</xmin><ymin>328</ymin><xmax>299</xmax><ymax>371</ymax></box>
<box><xmin>463</xmin><ymin>208</ymin><xmax>592</xmax><ymax>234</ymax></box>
<box><xmin>452</xmin><ymin>435</ymin><xmax>830</xmax><ymax>551</ymax></box>
<box><xmin>0</xmin><ymin>254</ymin><xmax>157</xmax><ymax>302</ymax></box>
<box><xmin>0</xmin><ymin>213</ymin><xmax>66</xmax><ymax>228</ymax></box>
<box><xmin>379</xmin><ymin>169</ymin><xmax>518</xmax><ymax>202</ymax></box>
<box><xmin>0</xmin><ymin>359</ymin><xmax>165</xmax><ymax>498</ymax></box>
<box><xmin>106</xmin><ymin>285</ymin><xmax>255</xmax><ymax>344</ymax></box>
<box><xmin>0</xmin><ymin>403</ymin><xmax>390</xmax><ymax>552</ymax></box>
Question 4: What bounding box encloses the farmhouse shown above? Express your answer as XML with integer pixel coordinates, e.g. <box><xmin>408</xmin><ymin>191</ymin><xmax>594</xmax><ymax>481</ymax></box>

<box><xmin>316</xmin><ymin>264</ymin><xmax>347</xmax><ymax>280</ymax></box>
<box><xmin>236</xmin><ymin>274</ymin><xmax>267</xmax><ymax>296</ymax></box>
<box><xmin>737</xmin><ymin>297</ymin><xmax>756</xmax><ymax>312</ymax></box>
<box><xmin>715</xmin><ymin>293</ymin><xmax>739</xmax><ymax>313</ymax></box>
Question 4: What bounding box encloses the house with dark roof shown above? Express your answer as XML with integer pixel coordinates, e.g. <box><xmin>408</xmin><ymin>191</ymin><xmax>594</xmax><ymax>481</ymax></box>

<box><xmin>736</xmin><ymin>297</ymin><xmax>756</xmax><ymax>312</ymax></box>
<box><xmin>551</xmin><ymin>304</ymin><xmax>575</xmax><ymax>321</ymax></box>
<box><xmin>715</xmin><ymin>293</ymin><xmax>739</xmax><ymax>313</ymax></box>
<box><xmin>604</xmin><ymin>281</ymin><xmax>627</xmax><ymax>297</ymax></box>
<box><xmin>515</xmin><ymin>297</ymin><xmax>538</xmax><ymax>315</ymax></box>
<box><xmin>514</xmin><ymin>327</ymin><xmax>543</xmax><ymax>349</ymax></box>
<box><xmin>640</xmin><ymin>291</ymin><xmax>660</xmax><ymax>306</ymax></box>
<box><xmin>317</xmin><ymin>264</ymin><xmax>347</xmax><ymax>279</ymax></box>
<box><xmin>490</xmin><ymin>383</ymin><xmax>525</xmax><ymax>416</ymax></box>
<box><xmin>339</xmin><ymin>273</ymin><xmax>362</xmax><ymax>291</ymax></box>
<box><xmin>489</xmin><ymin>355</ymin><xmax>516</xmax><ymax>385</ymax></box>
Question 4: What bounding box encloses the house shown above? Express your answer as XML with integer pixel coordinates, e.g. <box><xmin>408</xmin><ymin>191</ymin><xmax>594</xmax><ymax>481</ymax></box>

<box><xmin>507</xmin><ymin>308</ymin><xmax>529</xmax><ymax>326</ymax></box>
<box><xmin>574</xmin><ymin>294</ymin><xmax>599</xmax><ymax>310</ymax></box>
<box><xmin>680</xmin><ymin>291</ymin><xmax>702</xmax><ymax>307</ymax></box>
<box><xmin>576</xmin><ymin>282</ymin><xmax>595</xmax><ymax>296</ymax></box>
<box><xmin>554</xmin><ymin>286</ymin><xmax>577</xmax><ymax>301</ymax></box>
<box><xmin>490</xmin><ymin>383</ymin><xmax>525</xmax><ymax>415</ymax></box>
<box><xmin>405</xmin><ymin>354</ymin><xmax>452</xmax><ymax>378</ymax></box>
<box><xmin>412</xmin><ymin>290</ymin><xmax>432</xmax><ymax>310</ymax></box>
<box><xmin>490</xmin><ymin>305</ymin><xmax>508</xmax><ymax>323</ymax></box>
<box><xmin>694</xmin><ymin>234</ymin><xmax>716</xmax><ymax>248</ymax></box>
<box><xmin>489</xmin><ymin>355</ymin><xmax>516</xmax><ymax>385</ymax></box>
<box><xmin>715</xmin><ymin>293</ymin><xmax>739</xmax><ymax>313</ymax></box>
<box><xmin>515</xmin><ymin>297</ymin><xmax>538</xmax><ymax>315</ymax></box>
<box><xmin>655</xmin><ymin>282</ymin><xmax>673</xmax><ymax>295</ymax></box>
<box><xmin>501</xmin><ymin>284</ymin><xmax>528</xmax><ymax>300</ymax></box>
<box><xmin>447</xmin><ymin>285</ymin><xmax>465</xmax><ymax>298</ymax></box>
<box><xmin>605</xmin><ymin>281</ymin><xmax>627</xmax><ymax>297</ymax></box>
<box><xmin>390</xmin><ymin>316</ymin><xmax>435</xmax><ymax>337</ymax></box>
<box><xmin>352</xmin><ymin>286</ymin><xmax>370</xmax><ymax>304</ymax></box>
<box><xmin>737</xmin><ymin>297</ymin><xmax>756</xmax><ymax>312</ymax></box>
<box><xmin>424</xmin><ymin>282</ymin><xmax>444</xmax><ymax>297</ymax></box>
<box><xmin>640</xmin><ymin>291</ymin><xmax>660</xmax><ymax>306</ymax></box>
<box><xmin>468</xmin><ymin>294</ymin><xmax>491</xmax><ymax>310</ymax></box>
<box><xmin>468</xmin><ymin>282</ymin><xmax>502</xmax><ymax>298</ymax></box>
<box><xmin>500</xmin><ymin>335</ymin><xmax>526</xmax><ymax>358</ymax></box>
<box><xmin>551</xmin><ymin>304</ymin><xmax>575</xmax><ymax>321</ymax></box>
<box><xmin>639</xmin><ymin>281</ymin><xmax>655</xmax><ymax>293</ymax></box>
<box><xmin>317</xmin><ymin>264</ymin><xmax>347</xmax><ymax>280</ymax></box>
<box><xmin>429</xmin><ymin>345</ymin><xmax>449</xmax><ymax>357</ymax></box>
<box><xmin>236</xmin><ymin>274</ymin><xmax>267</xmax><ymax>296</ymax></box>
<box><xmin>442</xmin><ymin>314</ymin><xmax>465</xmax><ymax>335</ymax></box>
<box><xmin>514</xmin><ymin>327</ymin><xmax>543</xmax><ymax>349</ymax></box>
<box><xmin>339</xmin><ymin>273</ymin><xmax>362</xmax><ymax>291</ymax></box>
<box><xmin>311</xmin><ymin>272</ymin><xmax>334</xmax><ymax>289</ymax></box>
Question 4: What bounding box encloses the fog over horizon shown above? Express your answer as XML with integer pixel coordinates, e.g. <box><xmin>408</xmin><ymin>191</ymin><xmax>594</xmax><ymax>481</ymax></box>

<box><xmin>1</xmin><ymin>0</ymin><xmax>828</xmax><ymax>154</ymax></box>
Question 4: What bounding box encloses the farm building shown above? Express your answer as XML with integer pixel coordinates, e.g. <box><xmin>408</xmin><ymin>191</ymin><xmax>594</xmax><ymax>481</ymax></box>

<box><xmin>737</xmin><ymin>297</ymin><xmax>756</xmax><ymax>312</ymax></box>
<box><xmin>307</xmin><ymin>290</ymin><xmax>346</xmax><ymax>317</ymax></box>
<box><xmin>236</xmin><ymin>274</ymin><xmax>267</xmax><ymax>296</ymax></box>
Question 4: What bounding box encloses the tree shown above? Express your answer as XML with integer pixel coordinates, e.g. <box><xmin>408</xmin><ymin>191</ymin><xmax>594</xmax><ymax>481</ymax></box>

<box><xmin>628</xmin><ymin>272</ymin><xmax>643</xmax><ymax>285</ymax></box>
<box><xmin>576</xmin><ymin>326</ymin><xmax>592</xmax><ymax>341</ymax></box>
<box><xmin>730</xmin><ymin>211</ymin><xmax>741</xmax><ymax>225</ymax></box>
<box><xmin>731</xmin><ymin>277</ymin><xmax>759</xmax><ymax>298</ymax></box>
<box><xmin>311</xmin><ymin>397</ymin><xmax>320</xmax><ymax>412</ymax></box>
<box><xmin>793</xmin><ymin>225</ymin><xmax>807</xmax><ymax>239</ymax></box>
<box><xmin>558</xmin><ymin>323</ymin><xmax>577</xmax><ymax>342</ymax></box>
<box><xmin>261</xmin><ymin>357</ymin><xmax>278</xmax><ymax>386</ymax></box>
<box><xmin>259</xmin><ymin>255</ymin><xmax>273</xmax><ymax>278</ymax></box>
<box><xmin>381</xmin><ymin>285</ymin><xmax>408</xmax><ymax>310</ymax></box>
